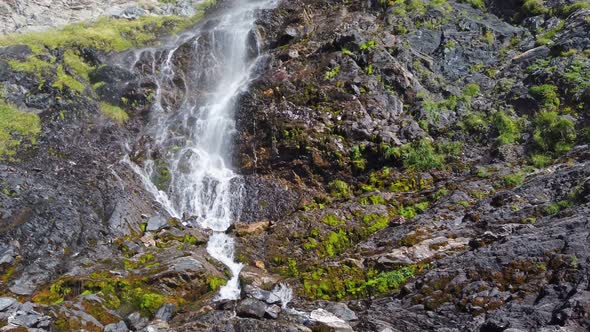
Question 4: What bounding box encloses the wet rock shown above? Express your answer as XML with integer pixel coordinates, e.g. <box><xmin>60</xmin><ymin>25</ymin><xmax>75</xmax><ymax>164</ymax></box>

<box><xmin>236</xmin><ymin>298</ymin><xmax>268</xmax><ymax>319</ymax></box>
<box><xmin>323</xmin><ymin>303</ymin><xmax>357</xmax><ymax>322</ymax></box>
<box><xmin>146</xmin><ymin>214</ymin><xmax>169</xmax><ymax>232</ymax></box>
<box><xmin>111</xmin><ymin>6</ymin><xmax>146</xmax><ymax>20</ymax></box>
<box><xmin>265</xmin><ymin>304</ymin><xmax>282</xmax><ymax>319</ymax></box>
<box><xmin>126</xmin><ymin>312</ymin><xmax>149</xmax><ymax>331</ymax></box>
<box><xmin>0</xmin><ymin>297</ymin><xmax>17</xmax><ymax>312</ymax></box>
<box><xmin>104</xmin><ymin>321</ymin><xmax>129</xmax><ymax>332</ymax></box>
<box><xmin>310</xmin><ymin>309</ymin><xmax>354</xmax><ymax>332</ymax></box>
<box><xmin>0</xmin><ymin>45</ymin><xmax>32</xmax><ymax>60</ymax></box>
<box><xmin>235</xmin><ymin>221</ymin><xmax>271</xmax><ymax>236</ymax></box>
<box><xmin>169</xmin><ymin>256</ymin><xmax>204</xmax><ymax>273</ymax></box>
<box><xmin>244</xmin><ymin>285</ymin><xmax>282</xmax><ymax>304</ymax></box>
<box><xmin>155</xmin><ymin>303</ymin><xmax>176</xmax><ymax>322</ymax></box>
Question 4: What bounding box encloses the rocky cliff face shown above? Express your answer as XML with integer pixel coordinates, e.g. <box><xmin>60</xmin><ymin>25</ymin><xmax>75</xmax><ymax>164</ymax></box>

<box><xmin>0</xmin><ymin>0</ymin><xmax>589</xmax><ymax>331</ymax></box>
<box><xmin>0</xmin><ymin>0</ymin><xmax>208</xmax><ymax>34</ymax></box>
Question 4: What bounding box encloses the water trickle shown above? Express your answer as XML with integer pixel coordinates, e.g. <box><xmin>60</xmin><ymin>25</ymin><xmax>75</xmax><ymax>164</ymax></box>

<box><xmin>125</xmin><ymin>0</ymin><xmax>277</xmax><ymax>300</ymax></box>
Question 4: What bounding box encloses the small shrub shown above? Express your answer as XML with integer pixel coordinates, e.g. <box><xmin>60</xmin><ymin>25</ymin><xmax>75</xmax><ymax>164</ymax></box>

<box><xmin>529</xmin><ymin>84</ymin><xmax>560</xmax><ymax>110</ymax></box>
<box><xmin>401</xmin><ymin>139</ymin><xmax>444</xmax><ymax>171</ymax></box>
<box><xmin>492</xmin><ymin>112</ymin><xmax>520</xmax><ymax>145</ymax></box>
<box><xmin>502</xmin><ymin>172</ymin><xmax>525</xmax><ymax>187</ymax></box>
<box><xmin>530</xmin><ymin>153</ymin><xmax>552</xmax><ymax>168</ymax></box>
<box><xmin>532</xmin><ymin>111</ymin><xmax>576</xmax><ymax>155</ymax></box>
<box><xmin>522</xmin><ymin>0</ymin><xmax>548</xmax><ymax>16</ymax></box>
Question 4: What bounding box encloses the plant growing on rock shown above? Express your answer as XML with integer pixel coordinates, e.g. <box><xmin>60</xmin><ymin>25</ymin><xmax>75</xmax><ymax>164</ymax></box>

<box><xmin>401</xmin><ymin>139</ymin><xmax>444</xmax><ymax>171</ymax></box>
<box><xmin>529</xmin><ymin>84</ymin><xmax>560</xmax><ymax>110</ymax></box>
<box><xmin>328</xmin><ymin>180</ymin><xmax>351</xmax><ymax>198</ymax></box>
<box><xmin>0</xmin><ymin>99</ymin><xmax>41</xmax><ymax>160</ymax></box>
<box><xmin>492</xmin><ymin>111</ymin><xmax>521</xmax><ymax>145</ymax></box>
<box><xmin>532</xmin><ymin>111</ymin><xmax>576</xmax><ymax>155</ymax></box>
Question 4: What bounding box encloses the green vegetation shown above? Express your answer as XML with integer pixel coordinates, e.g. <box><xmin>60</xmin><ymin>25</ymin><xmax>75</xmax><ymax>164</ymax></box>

<box><xmin>530</xmin><ymin>153</ymin><xmax>552</xmax><ymax>168</ymax></box>
<box><xmin>207</xmin><ymin>276</ymin><xmax>227</xmax><ymax>291</ymax></box>
<box><xmin>323</xmin><ymin>230</ymin><xmax>350</xmax><ymax>257</ymax></box>
<box><xmin>32</xmin><ymin>272</ymin><xmax>177</xmax><ymax>317</ymax></box>
<box><xmin>401</xmin><ymin>139</ymin><xmax>444</xmax><ymax>171</ymax></box>
<box><xmin>552</xmin><ymin>2</ymin><xmax>590</xmax><ymax>17</ymax></box>
<box><xmin>502</xmin><ymin>172</ymin><xmax>525</xmax><ymax>187</ymax></box>
<box><xmin>462</xmin><ymin>0</ymin><xmax>485</xmax><ymax>10</ymax></box>
<box><xmin>522</xmin><ymin>0</ymin><xmax>548</xmax><ymax>16</ymax></box>
<box><xmin>545</xmin><ymin>200</ymin><xmax>573</xmax><ymax>215</ymax></box>
<box><xmin>328</xmin><ymin>180</ymin><xmax>351</xmax><ymax>198</ymax></box>
<box><xmin>324</xmin><ymin>65</ymin><xmax>341</xmax><ymax>80</ymax></box>
<box><xmin>1</xmin><ymin>1</ymin><xmax>216</xmax><ymax>94</ymax></box>
<box><xmin>532</xmin><ymin>111</ymin><xmax>576</xmax><ymax>155</ymax></box>
<box><xmin>0</xmin><ymin>100</ymin><xmax>41</xmax><ymax>160</ymax></box>
<box><xmin>53</xmin><ymin>66</ymin><xmax>86</xmax><ymax>93</ymax></box>
<box><xmin>100</xmin><ymin>102</ymin><xmax>129</xmax><ymax>124</ymax></box>
<box><xmin>321</xmin><ymin>213</ymin><xmax>345</xmax><ymax>227</ymax></box>
<box><xmin>493</xmin><ymin>111</ymin><xmax>521</xmax><ymax>145</ymax></box>
<box><xmin>529</xmin><ymin>84</ymin><xmax>560</xmax><ymax>110</ymax></box>
<box><xmin>361</xmin><ymin>213</ymin><xmax>390</xmax><ymax>234</ymax></box>
<box><xmin>536</xmin><ymin>20</ymin><xmax>565</xmax><ymax>46</ymax></box>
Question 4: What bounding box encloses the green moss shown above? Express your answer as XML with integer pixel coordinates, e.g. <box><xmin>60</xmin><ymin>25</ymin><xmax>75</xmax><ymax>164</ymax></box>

<box><xmin>461</xmin><ymin>0</ymin><xmax>485</xmax><ymax>9</ymax></box>
<box><xmin>100</xmin><ymin>102</ymin><xmax>129</xmax><ymax>124</ymax></box>
<box><xmin>53</xmin><ymin>65</ymin><xmax>86</xmax><ymax>93</ymax></box>
<box><xmin>132</xmin><ymin>290</ymin><xmax>164</xmax><ymax>316</ymax></box>
<box><xmin>321</xmin><ymin>214</ymin><xmax>344</xmax><ymax>227</ymax></box>
<box><xmin>323</xmin><ymin>230</ymin><xmax>350</xmax><ymax>257</ymax></box>
<box><xmin>7</xmin><ymin>56</ymin><xmax>52</xmax><ymax>77</ymax></box>
<box><xmin>324</xmin><ymin>65</ymin><xmax>340</xmax><ymax>80</ymax></box>
<box><xmin>361</xmin><ymin>213</ymin><xmax>389</xmax><ymax>234</ymax></box>
<box><xmin>545</xmin><ymin>200</ymin><xmax>573</xmax><ymax>215</ymax></box>
<box><xmin>0</xmin><ymin>1</ymin><xmax>216</xmax><ymax>54</ymax></box>
<box><xmin>350</xmin><ymin>145</ymin><xmax>367</xmax><ymax>171</ymax></box>
<box><xmin>207</xmin><ymin>276</ymin><xmax>227</xmax><ymax>291</ymax></box>
<box><xmin>328</xmin><ymin>180</ymin><xmax>351</xmax><ymax>198</ymax></box>
<box><xmin>64</xmin><ymin>50</ymin><xmax>92</xmax><ymax>81</ymax></box>
<box><xmin>0</xmin><ymin>100</ymin><xmax>41</xmax><ymax>160</ymax></box>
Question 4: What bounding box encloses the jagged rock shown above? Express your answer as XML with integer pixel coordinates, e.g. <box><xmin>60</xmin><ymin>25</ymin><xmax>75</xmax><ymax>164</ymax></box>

<box><xmin>0</xmin><ymin>45</ymin><xmax>32</xmax><ymax>60</ymax></box>
<box><xmin>146</xmin><ymin>214</ymin><xmax>169</xmax><ymax>232</ymax></box>
<box><xmin>0</xmin><ymin>297</ymin><xmax>16</xmax><ymax>312</ymax></box>
<box><xmin>265</xmin><ymin>304</ymin><xmax>281</xmax><ymax>319</ymax></box>
<box><xmin>155</xmin><ymin>303</ymin><xmax>176</xmax><ymax>322</ymax></box>
<box><xmin>126</xmin><ymin>312</ymin><xmax>149</xmax><ymax>331</ymax></box>
<box><xmin>310</xmin><ymin>309</ymin><xmax>354</xmax><ymax>332</ymax></box>
<box><xmin>235</xmin><ymin>221</ymin><xmax>271</xmax><ymax>236</ymax></box>
<box><xmin>244</xmin><ymin>285</ymin><xmax>282</xmax><ymax>304</ymax></box>
<box><xmin>323</xmin><ymin>303</ymin><xmax>357</xmax><ymax>322</ymax></box>
<box><xmin>236</xmin><ymin>298</ymin><xmax>268</xmax><ymax>319</ymax></box>
<box><xmin>104</xmin><ymin>321</ymin><xmax>129</xmax><ymax>332</ymax></box>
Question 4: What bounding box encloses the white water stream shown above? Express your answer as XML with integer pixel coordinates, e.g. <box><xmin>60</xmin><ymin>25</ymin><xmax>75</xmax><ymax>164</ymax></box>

<box><xmin>123</xmin><ymin>0</ymin><xmax>277</xmax><ymax>300</ymax></box>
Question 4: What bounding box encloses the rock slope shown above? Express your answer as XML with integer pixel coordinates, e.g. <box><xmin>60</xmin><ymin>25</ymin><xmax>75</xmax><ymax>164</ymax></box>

<box><xmin>0</xmin><ymin>0</ymin><xmax>589</xmax><ymax>331</ymax></box>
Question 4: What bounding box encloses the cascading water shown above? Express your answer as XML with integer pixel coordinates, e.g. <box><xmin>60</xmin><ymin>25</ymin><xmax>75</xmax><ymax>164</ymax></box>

<box><xmin>123</xmin><ymin>0</ymin><xmax>277</xmax><ymax>300</ymax></box>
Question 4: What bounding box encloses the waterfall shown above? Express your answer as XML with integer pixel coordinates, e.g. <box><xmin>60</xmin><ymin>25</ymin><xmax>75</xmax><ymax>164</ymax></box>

<box><xmin>124</xmin><ymin>0</ymin><xmax>277</xmax><ymax>300</ymax></box>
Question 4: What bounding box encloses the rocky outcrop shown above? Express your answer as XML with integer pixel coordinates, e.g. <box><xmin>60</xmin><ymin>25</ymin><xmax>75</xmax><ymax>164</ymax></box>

<box><xmin>0</xmin><ymin>0</ymin><xmax>210</xmax><ymax>34</ymax></box>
